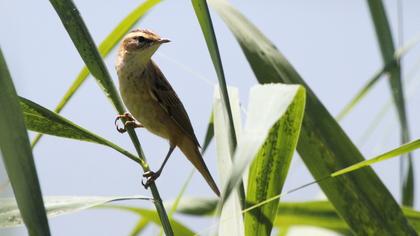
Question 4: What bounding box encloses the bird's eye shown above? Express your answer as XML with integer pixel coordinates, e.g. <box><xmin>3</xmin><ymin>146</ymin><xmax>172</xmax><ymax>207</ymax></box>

<box><xmin>137</xmin><ymin>36</ymin><xmax>148</xmax><ymax>43</ymax></box>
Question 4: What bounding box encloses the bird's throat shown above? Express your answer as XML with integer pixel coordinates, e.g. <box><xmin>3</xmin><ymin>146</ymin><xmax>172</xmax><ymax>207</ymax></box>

<box><xmin>117</xmin><ymin>52</ymin><xmax>151</xmax><ymax>76</ymax></box>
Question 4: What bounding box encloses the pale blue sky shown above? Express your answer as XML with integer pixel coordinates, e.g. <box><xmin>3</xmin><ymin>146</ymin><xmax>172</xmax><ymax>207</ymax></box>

<box><xmin>1</xmin><ymin>0</ymin><xmax>420</xmax><ymax>235</ymax></box>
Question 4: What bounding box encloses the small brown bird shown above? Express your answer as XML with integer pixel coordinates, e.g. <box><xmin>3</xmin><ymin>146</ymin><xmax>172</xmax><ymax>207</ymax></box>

<box><xmin>115</xmin><ymin>29</ymin><xmax>220</xmax><ymax>196</ymax></box>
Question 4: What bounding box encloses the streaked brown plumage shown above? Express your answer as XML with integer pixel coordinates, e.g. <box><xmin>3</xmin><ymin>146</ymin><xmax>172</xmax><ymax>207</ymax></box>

<box><xmin>115</xmin><ymin>29</ymin><xmax>220</xmax><ymax>196</ymax></box>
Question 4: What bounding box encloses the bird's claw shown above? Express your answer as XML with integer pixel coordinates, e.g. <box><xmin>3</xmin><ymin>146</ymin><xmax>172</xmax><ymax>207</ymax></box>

<box><xmin>115</xmin><ymin>113</ymin><xmax>143</xmax><ymax>133</ymax></box>
<box><xmin>141</xmin><ymin>171</ymin><xmax>161</xmax><ymax>189</ymax></box>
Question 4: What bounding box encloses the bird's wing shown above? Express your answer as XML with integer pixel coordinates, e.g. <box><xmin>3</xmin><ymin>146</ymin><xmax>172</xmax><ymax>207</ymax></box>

<box><xmin>147</xmin><ymin>61</ymin><xmax>200</xmax><ymax>147</ymax></box>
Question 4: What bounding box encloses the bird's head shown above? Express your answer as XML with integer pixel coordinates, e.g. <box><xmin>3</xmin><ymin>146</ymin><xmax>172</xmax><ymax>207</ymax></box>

<box><xmin>118</xmin><ymin>29</ymin><xmax>170</xmax><ymax>61</ymax></box>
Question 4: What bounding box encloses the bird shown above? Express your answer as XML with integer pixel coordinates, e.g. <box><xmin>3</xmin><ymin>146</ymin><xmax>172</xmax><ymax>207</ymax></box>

<box><xmin>114</xmin><ymin>29</ymin><xmax>220</xmax><ymax>196</ymax></box>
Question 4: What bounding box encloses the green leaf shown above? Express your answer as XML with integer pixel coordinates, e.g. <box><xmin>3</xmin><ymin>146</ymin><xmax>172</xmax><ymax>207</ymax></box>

<box><xmin>0</xmin><ymin>196</ymin><xmax>150</xmax><ymax>228</ymax></box>
<box><xmin>0</xmin><ymin>50</ymin><xmax>51</xmax><ymax>235</ymax></box>
<box><xmin>367</xmin><ymin>0</ymin><xmax>413</xmax><ymax>206</ymax></box>
<box><xmin>191</xmin><ymin>0</ymin><xmax>238</xmax><ymax>155</ymax></box>
<box><xmin>209</xmin><ymin>0</ymin><xmax>416</xmax><ymax>234</ymax></box>
<box><xmin>244</xmin><ymin>85</ymin><xmax>305</xmax><ymax>236</ymax></box>
<box><xmin>19</xmin><ymin>96</ymin><xmax>140</xmax><ymax>164</ymax></box>
<box><xmin>106</xmin><ymin>206</ymin><xmax>195</xmax><ymax>236</ymax></box>
<box><xmin>213</xmin><ymin>86</ymin><xmax>244</xmax><ymax>236</ymax></box>
<box><xmin>332</xmin><ymin>139</ymin><xmax>420</xmax><ymax>177</ymax></box>
<box><xmin>32</xmin><ymin>0</ymin><xmax>162</xmax><ymax>147</ymax></box>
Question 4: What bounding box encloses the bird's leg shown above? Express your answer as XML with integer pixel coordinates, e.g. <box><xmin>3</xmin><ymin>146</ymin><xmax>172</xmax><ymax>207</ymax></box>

<box><xmin>115</xmin><ymin>112</ymin><xmax>143</xmax><ymax>133</ymax></box>
<box><xmin>142</xmin><ymin>145</ymin><xmax>176</xmax><ymax>189</ymax></box>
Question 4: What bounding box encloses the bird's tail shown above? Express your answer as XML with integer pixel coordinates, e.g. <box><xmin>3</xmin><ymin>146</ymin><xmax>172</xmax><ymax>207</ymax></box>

<box><xmin>178</xmin><ymin>138</ymin><xmax>220</xmax><ymax>196</ymax></box>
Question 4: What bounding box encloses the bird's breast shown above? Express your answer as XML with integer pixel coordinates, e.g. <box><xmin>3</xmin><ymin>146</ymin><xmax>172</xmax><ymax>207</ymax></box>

<box><xmin>118</xmin><ymin>69</ymin><xmax>173</xmax><ymax>141</ymax></box>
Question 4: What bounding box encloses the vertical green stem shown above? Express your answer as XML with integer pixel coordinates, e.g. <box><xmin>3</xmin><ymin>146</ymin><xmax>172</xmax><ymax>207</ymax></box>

<box><xmin>366</xmin><ymin>0</ymin><xmax>414</xmax><ymax>206</ymax></box>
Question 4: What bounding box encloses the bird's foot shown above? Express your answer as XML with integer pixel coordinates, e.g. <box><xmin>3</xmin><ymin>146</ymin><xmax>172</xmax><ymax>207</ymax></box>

<box><xmin>141</xmin><ymin>170</ymin><xmax>161</xmax><ymax>189</ymax></box>
<box><xmin>115</xmin><ymin>112</ymin><xmax>143</xmax><ymax>133</ymax></box>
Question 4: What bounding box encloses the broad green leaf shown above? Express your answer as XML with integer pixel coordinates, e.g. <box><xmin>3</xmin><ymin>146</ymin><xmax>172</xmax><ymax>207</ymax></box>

<box><xmin>32</xmin><ymin>0</ymin><xmax>162</xmax><ymax>147</ymax></box>
<box><xmin>209</xmin><ymin>0</ymin><xmax>416</xmax><ymax>234</ymax></box>
<box><xmin>0</xmin><ymin>196</ymin><xmax>150</xmax><ymax>228</ymax></box>
<box><xmin>19</xmin><ymin>96</ymin><xmax>140</xmax><ymax>164</ymax></box>
<box><xmin>0</xmin><ymin>50</ymin><xmax>50</xmax><ymax>235</ymax></box>
<box><xmin>48</xmin><ymin>0</ymin><xmax>173</xmax><ymax>233</ymax></box>
<box><xmin>332</xmin><ymin>139</ymin><xmax>420</xmax><ymax>177</ymax></box>
<box><xmin>213</xmin><ymin>86</ymin><xmax>244</xmax><ymax>236</ymax></box>
<box><xmin>367</xmin><ymin>0</ymin><xmax>413</xmax><ymax>206</ymax></box>
<box><xmin>245</xmin><ymin>85</ymin><xmax>305</xmax><ymax>236</ymax></box>
<box><xmin>192</xmin><ymin>0</ymin><xmax>238</xmax><ymax>154</ymax></box>
<box><xmin>106</xmin><ymin>206</ymin><xmax>195</xmax><ymax>236</ymax></box>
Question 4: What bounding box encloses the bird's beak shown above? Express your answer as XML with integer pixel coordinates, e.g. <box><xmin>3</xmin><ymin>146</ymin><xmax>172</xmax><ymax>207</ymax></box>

<box><xmin>158</xmin><ymin>38</ymin><xmax>171</xmax><ymax>44</ymax></box>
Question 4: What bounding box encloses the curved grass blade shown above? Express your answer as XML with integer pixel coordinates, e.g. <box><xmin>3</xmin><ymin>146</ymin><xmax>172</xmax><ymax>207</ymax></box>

<box><xmin>336</xmin><ymin>61</ymin><xmax>394</xmax><ymax>121</ymax></box>
<box><xmin>367</xmin><ymin>0</ymin><xmax>413</xmax><ymax>206</ymax></box>
<box><xmin>336</xmin><ymin>34</ymin><xmax>420</xmax><ymax>121</ymax></box>
<box><xmin>106</xmin><ymin>206</ymin><xmax>195</xmax><ymax>236</ymax></box>
<box><xmin>191</xmin><ymin>0</ymin><xmax>238</xmax><ymax>156</ymax></box>
<box><xmin>209</xmin><ymin>0</ymin><xmax>416</xmax><ymax>234</ymax></box>
<box><xmin>0</xmin><ymin>50</ymin><xmax>50</xmax><ymax>235</ymax></box>
<box><xmin>48</xmin><ymin>0</ymin><xmax>173</xmax><ymax>233</ymax></box>
<box><xmin>32</xmin><ymin>0</ymin><xmax>162</xmax><ymax>147</ymax></box>
<box><xmin>332</xmin><ymin>139</ymin><xmax>420</xmax><ymax>177</ymax></box>
<box><xmin>0</xmin><ymin>196</ymin><xmax>150</xmax><ymax>228</ymax></box>
<box><xmin>244</xmin><ymin>85</ymin><xmax>305</xmax><ymax>236</ymax></box>
<box><xmin>213</xmin><ymin>86</ymin><xmax>244</xmax><ymax>236</ymax></box>
<box><xmin>129</xmin><ymin>218</ymin><xmax>149</xmax><ymax>236</ymax></box>
<box><xmin>19</xmin><ymin>96</ymin><xmax>140</xmax><ymax>164</ymax></box>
